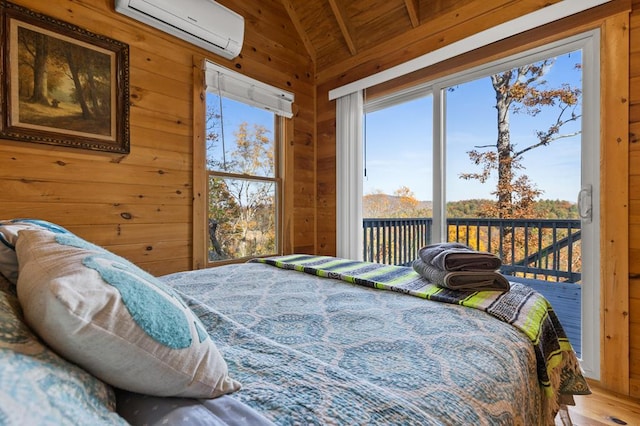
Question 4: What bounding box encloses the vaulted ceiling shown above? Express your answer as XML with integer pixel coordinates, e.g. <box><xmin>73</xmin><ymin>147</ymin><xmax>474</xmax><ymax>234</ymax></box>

<box><xmin>281</xmin><ymin>0</ymin><xmax>477</xmax><ymax>70</ymax></box>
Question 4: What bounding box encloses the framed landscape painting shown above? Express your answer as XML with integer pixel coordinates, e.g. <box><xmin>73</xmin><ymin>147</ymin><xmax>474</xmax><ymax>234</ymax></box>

<box><xmin>0</xmin><ymin>2</ymin><xmax>129</xmax><ymax>153</ymax></box>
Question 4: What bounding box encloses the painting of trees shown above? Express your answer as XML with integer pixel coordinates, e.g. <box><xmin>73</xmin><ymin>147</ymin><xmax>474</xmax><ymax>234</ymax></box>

<box><xmin>2</xmin><ymin>3</ymin><xmax>128</xmax><ymax>153</ymax></box>
<box><xmin>16</xmin><ymin>25</ymin><xmax>113</xmax><ymax>136</ymax></box>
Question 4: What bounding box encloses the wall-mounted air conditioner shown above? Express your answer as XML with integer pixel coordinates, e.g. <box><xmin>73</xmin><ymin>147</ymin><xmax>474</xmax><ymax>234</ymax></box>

<box><xmin>114</xmin><ymin>0</ymin><xmax>244</xmax><ymax>60</ymax></box>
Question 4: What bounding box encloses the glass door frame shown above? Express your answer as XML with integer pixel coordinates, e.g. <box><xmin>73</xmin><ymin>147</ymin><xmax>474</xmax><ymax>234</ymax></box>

<box><xmin>431</xmin><ymin>30</ymin><xmax>601</xmax><ymax>379</ymax></box>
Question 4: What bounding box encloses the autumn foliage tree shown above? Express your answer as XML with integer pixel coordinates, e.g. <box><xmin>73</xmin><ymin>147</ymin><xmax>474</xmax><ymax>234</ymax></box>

<box><xmin>225</xmin><ymin>122</ymin><xmax>276</xmax><ymax>257</ymax></box>
<box><xmin>455</xmin><ymin>60</ymin><xmax>582</xmax><ymax>277</ymax></box>
<box><xmin>206</xmin><ymin>104</ymin><xmax>276</xmax><ymax>260</ymax></box>
<box><xmin>460</xmin><ymin>59</ymin><xmax>581</xmax><ymax>219</ymax></box>
<box><xmin>363</xmin><ymin>186</ymin><xmax>430</xmax><ymax>218</ymax></box>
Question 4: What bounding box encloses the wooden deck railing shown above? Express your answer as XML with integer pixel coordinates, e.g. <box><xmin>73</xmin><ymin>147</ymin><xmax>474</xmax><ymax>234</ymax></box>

<box><xmin>363</xmin><ymin>217</ymin><xmax>582</xmax><ymax>283</ymax></box>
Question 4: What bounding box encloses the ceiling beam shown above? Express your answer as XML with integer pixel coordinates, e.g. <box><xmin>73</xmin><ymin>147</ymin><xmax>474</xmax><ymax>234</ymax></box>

<box><xmin>404</xmin><ymin>0</ymin><xmax>420</xmax><ymax>28</ymax></box>
<box><xmin>280</xmin><ymin>0</ymin><xmax>317</xmax><ymax>62</ymax></box>
<box><xmin>327</xmin><ymin>0</ymin><xmax>357</xmax><ymax>55</ymax></box>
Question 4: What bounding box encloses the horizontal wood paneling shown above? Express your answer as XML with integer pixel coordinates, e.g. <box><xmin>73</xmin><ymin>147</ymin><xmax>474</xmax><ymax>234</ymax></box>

<box><xmin>0</xmin><ymin>150</ymin><xmax>190</xmax><ymax>187</ymax></box>
<box><xmin>0</xmin><ymin>178</ymin><xmax>190</xmax><ymax>205</ymax></box>
<box><xmin>1</xmin><ymin>202</ymin><xmax>190</xmax><ymax>225</ymax></box>
<box><xmin>0</xmin><ymin>0</ymin><xmax>315</xmax><ymax>275</ymax></box>
<box><xmin>315</xmin><ymin>78</ymin><xmax>337</xmax><ymax>255</ymax></box>
<box><xmin>69</xmin><ymin>223</ymin><xmax>190</xmax><ymax>245</ymax></box>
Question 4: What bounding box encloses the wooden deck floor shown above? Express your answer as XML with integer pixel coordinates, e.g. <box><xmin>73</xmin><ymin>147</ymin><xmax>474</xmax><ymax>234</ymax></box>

<box><xmin>508</xmin><ymin>277</ymin><xmax>582</xmax><ymax>357</ymax></box>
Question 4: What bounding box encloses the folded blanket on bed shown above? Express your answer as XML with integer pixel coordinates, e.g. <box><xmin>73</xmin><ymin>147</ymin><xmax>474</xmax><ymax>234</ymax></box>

<box><xmin>412</xmin><ymin>257</ymin><xmax>510</xmax><ymax>291</ymax></box>
<box><xmin>251</xmin><ymin>254</ymin><xmax>590</xmax><ymax>418</ymax></box>
<box><xmin>418</xmin><ymin>242</ymin><xmax>502</xmax><ymax>271</ymax></box>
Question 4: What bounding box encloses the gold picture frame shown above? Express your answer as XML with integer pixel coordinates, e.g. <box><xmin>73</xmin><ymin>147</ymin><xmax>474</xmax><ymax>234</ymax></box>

<box><xmin>0</xmin><ymin>2</ymin><xmax>129</xmax><ymax>153</ymax></box>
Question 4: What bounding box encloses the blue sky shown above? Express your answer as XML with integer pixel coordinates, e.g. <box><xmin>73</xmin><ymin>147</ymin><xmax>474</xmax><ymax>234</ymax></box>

<box><xmin>206</xmin><ymin>93</ymin><xmax>274</xmax><ymax>169</ymax></box>
<box><xmin>364</xmin><ymin>50</ymin><xmax>583</xmax><ymax>202</ymax></box>
<box><xmin>207</xmin><ymin>50</ymin><xmax>583</xmax><ymax>204</ymax></box>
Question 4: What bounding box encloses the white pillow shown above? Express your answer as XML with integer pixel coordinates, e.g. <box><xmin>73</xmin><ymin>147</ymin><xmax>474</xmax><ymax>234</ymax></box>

<box><xmin>15</xmin><ymin>228</ymin><xmax>241</xmax><ymax>398</ymax></box>
<box><xmin>0</xmin><ymin>219</ymin><xmax>70</xmax><ymax>284</ymax></box>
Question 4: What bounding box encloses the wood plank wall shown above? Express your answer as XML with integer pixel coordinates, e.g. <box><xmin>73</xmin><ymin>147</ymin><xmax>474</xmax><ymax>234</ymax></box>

<box><xmin>630</xmin><ymin>0</ymin><xmax>640</xmax><ymax>399</ymax></box>
<box><xmin>315</xmin><ymin>0</ymin><xmax>636</xmax><ymax>396</ymax></box>
<box><xmin>0</xmin><ymin>0</ymin><xmax>315</xmax><ymax>276</ymax></box>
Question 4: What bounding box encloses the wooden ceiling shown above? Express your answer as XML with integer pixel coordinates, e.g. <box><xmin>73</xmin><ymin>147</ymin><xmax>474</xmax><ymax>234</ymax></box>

<box><xmin>281</xmin><ymin>0</ymin><xmax>475</xmax><ymax>70</ymax></box>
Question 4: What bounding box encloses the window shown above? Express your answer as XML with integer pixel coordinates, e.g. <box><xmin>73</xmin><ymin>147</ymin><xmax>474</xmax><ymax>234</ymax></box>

<box><xmin>198</xmin><ymin>61</ymin><xmax>293</xmax><ymax>264</ymax></box>
<box><xmin>362</xmin><ymin>91</ymin><xmax>433</xmax><ymax>265</ymax></box>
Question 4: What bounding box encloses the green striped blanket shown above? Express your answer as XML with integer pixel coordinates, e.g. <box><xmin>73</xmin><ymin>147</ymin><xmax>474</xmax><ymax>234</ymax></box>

<box><xmin>251</xmin><ymin>254</ymin><xmax>590</xmax><ymax>402</ymax></box>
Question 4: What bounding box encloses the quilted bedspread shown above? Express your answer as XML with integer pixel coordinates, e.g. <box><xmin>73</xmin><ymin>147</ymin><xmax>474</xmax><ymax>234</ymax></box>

<box><xmin>252</xmin><ymin>255</ymin><xmax>590</xmax><ymax>405</ymax></box>
<box><xmin>162</xmin><ymin>261</ymin><xmax>580</xmax><ymax>425</ymax></box>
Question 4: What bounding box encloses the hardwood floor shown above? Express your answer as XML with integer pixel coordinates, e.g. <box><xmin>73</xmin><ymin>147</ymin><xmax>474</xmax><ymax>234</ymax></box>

<box><xmin>557</xmin><ymin>381</ymin><xmax>640</xmax><ymax>425</ymax></box>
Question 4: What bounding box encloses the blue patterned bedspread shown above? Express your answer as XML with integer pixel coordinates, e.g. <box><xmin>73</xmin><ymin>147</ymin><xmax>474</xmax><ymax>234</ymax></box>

<box><xmin>163</xmin><ymin>262</ymin><xmax>556</xmax><ymax>425</ymax></box>
<box><xmin>252</xmin><ymin>254</ymin><xmax>589</xmax><ymax>405</ymax></box>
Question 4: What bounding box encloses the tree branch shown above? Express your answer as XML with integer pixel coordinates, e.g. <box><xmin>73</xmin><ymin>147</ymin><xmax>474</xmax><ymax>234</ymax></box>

<box><xmin>515</xmin><ymin>131</ymin><xmax>581</xmax><ymax>157</ymax></box>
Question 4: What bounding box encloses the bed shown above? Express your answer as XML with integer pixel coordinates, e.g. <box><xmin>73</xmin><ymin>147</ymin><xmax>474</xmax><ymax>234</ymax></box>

<box><xmin>0</xmin><ymin>219</ymin><xmax>589</xmax><ymax>426</ymax></box>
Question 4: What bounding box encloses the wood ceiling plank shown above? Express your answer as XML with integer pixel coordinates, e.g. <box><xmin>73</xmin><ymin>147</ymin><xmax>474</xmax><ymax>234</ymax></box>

<box><xmin>327</xmin><ymin>0</ymin><xmax>358</xmax><ymax>55</ymax></box>
<box><xmin>316</xmin><ymin>0</ymin><xmax>552</xmax><ymax>80</ymax></box>
<box><xmin>355</xmin><ymin>7</ymin><xmax>413</xmax><ymax>49</ymax></box>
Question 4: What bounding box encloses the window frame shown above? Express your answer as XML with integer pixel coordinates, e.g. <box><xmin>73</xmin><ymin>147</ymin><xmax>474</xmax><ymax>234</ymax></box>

<box><xmin>205</xmin><ymin>115</ymin><xmax>283</xmax><ymax>265</ymax></box>
<box><xmin>433</xmin><ymin>33</ymin><xmax>600</xmax><ymax>380</ymax></box>
<box><xmin>193</xmin><ymin>56</ymin><xmax>290</xmax><ymax>268</ymax></box>
<box><xmin>428</xmin><ymin>32</ymin><xmax>598</xmax><ymax>244</ymax></box>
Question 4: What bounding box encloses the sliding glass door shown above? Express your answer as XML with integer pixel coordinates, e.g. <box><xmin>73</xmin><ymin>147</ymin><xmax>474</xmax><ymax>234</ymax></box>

<box><xmin>360</xmin><ymin>31</ymin><xmax>600</xmax><ymax>378</ymax></box>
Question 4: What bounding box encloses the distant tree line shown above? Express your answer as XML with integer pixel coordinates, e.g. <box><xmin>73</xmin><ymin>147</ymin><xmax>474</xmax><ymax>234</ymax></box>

<box><xmin>446</xmin><ymin>199</ymin><xmax>579</xmax><ymax>219</ymax></box>
<box><xmin>363</xmin><ymin>191</ymin><xmax>578</xmax><ymax>220</ymax></box>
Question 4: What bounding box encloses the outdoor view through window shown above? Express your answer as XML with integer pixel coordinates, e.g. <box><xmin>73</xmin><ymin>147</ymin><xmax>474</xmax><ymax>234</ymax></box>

<box><xmin>205</xmin><ymin>93</ymin><xmax>278</xmax><ymax>262</ymax></box>
<box><xmin>363</xmin><ymin>50</ymin><xmax>584</xmax><ymax>355</ymax></box>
